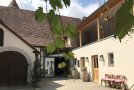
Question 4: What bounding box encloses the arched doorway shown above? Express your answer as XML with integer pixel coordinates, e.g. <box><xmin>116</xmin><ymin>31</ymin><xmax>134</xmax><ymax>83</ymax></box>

<box><xmin>0</xmin><ymin>51</ymin><xmax>28</xmax><ymax>86</ymax></box>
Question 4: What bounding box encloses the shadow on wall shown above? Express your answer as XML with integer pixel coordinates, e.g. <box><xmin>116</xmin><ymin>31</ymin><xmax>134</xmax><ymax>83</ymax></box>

<box><xmin>88</xmin><ymin>71</ymin><xmax>92</xmax><ymax>82</ymax></box>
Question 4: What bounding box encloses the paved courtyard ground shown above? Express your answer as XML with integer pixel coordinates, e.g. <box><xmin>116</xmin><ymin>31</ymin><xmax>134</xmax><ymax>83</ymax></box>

<box><xmin>0</xmin><ymin>77</ymin><xmax>118</xmax><ymax>90</ymax></box>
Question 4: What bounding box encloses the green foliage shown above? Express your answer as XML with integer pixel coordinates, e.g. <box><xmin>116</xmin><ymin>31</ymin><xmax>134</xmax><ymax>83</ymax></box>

<box><xmin>46</xmin><ymin>37</ymin><xmax>64</xmax><ymax>54</ymax></box>
<box><xmin>46</xmin><ymin>42</ymin><xmax>56</xmax><ymax>53</ymax></box>
<box><xmin>47</xmin><ymin>10</ymin><xmax>58</xmax><ymax>25</ymax></box>
<box><xmin>55</xmin><ymin>37</ymin><xmax>64</xmax><ymax>48</ymax></box>
<box><xmin>32</xmin><ymin>57</ymin><xmax>43</xmax><ymax>82</ymax></box>
<box><xmin>63</xmin><ymin>0</ymin><xmax>71</xmax><ymax>8</ymax></box>
<box><xmin>63</xmin><ymin>51</ymin><xmax>74</xmax><ymax>60</ymax></box>
<box><xmin>49</xmin><ymin>0</ymin><xmax>63</xmax><ymax>10</ymax></box>
<box><xmin>68</xmin><ymin>51</ymin><xmax>74</xmax><ymax>59</ymax></box>
<box><xmin>52</xmin><ymin>21</ymin><xmax>62</xmax><ymax>36</ymax></box>
<box><xmin>58</xmin><ymin>62</ymin><xmax>66</xmax><ymax>69</ymax></box>
<box><xmin>34</xmin><ymin>0</ymin><xmax>75</xmax><ymax>74</ymax></box>
<box><xmin>34</xmin><ymin>0</ymin><xmax>75</xmax><ymax>54</ymax></box>
<box><xmin>34</xmin><ymin>7</ymin><xmax>45</xmax><ymax>22</ymax></box>
<box><xmin>114</xmin><ymin>0</ymin><xmax>134</xmax><ymax>41</ymax></box>
<box><xmin>48</xmin><ymin>10</ymin><xmax>62</xmax><ymax>36</ymax></box>
<box><xmin>65</xmin><ymin>24</ymin><xmax>76</xmax><ymax>38</ymax></box>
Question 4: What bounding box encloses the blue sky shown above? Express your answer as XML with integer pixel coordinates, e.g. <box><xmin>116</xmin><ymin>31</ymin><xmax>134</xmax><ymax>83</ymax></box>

<box><xmin>78</xmin><ymin>0</ymin><xmax>97</xmax><ymax>6</ymax></box>
<box><xmin>78</xmin><ymin>0</ymin><xmax>107</xmax><ymax>6</ymax></box>
<box><xmin>0</xmin><ymin>0</ymin><xmax>105</xmax><ymax>18</ymax></box>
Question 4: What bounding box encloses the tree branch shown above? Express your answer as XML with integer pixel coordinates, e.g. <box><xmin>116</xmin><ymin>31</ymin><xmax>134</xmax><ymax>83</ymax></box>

<box><xmin>45</xmin><ymin>0</ymin><xmax>55</xmax><ymax>43</ymax></box>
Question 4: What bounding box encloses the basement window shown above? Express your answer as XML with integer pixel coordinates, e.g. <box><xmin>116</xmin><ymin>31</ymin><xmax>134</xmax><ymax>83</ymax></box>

<box><xmin>0</xmin><ymin>28</ymin><xmax>4</xmax><ymax>46</ymax></box>
<box><xmin>108</xmin><ymin>53</ymin><xmax>114</xmax><ymax>67</ymax></box>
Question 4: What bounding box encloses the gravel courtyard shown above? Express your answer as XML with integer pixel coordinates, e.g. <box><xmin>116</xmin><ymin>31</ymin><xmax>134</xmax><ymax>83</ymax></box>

<box><xmin>0</xmin><ymin>77</ymin><xmax>116</xmax><ymax>90</ymax></box>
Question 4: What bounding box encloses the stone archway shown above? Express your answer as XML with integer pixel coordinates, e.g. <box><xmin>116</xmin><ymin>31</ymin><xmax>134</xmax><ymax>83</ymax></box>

<box><xmin>0</xmin><ymin>51</ymin><xmax>28</xmax><ymax>86</ymax></box>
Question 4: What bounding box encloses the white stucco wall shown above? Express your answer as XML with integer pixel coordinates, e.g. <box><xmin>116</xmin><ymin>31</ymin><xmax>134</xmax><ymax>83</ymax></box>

<box><xmin>72</xmin><ymin>35</ymin><xmax>134</xmax><ymax>88</ymax></box>
<box><xmin>0</xmin><ymin>24</ymin><xmax>36</xmax><ymax>83</ymax></box>
<box><xmin>72</xmin><ymin>0</ymin><xmax>134</xmax><ymax>87</ymax></box>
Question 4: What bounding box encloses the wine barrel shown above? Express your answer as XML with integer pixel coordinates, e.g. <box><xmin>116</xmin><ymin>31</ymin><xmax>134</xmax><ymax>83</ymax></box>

<box><xmin>81</xmin><ymin>67</ymin><xmax>89</xmax><ymax>82</ymax></box>
<box><xmin>72</xmin><ymin>68</ymin><xmax>79</xmax><ymax>79</ymax></box>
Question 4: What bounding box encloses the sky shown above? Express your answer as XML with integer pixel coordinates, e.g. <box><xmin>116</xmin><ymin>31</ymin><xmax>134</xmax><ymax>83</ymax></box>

<box><xmin>0</xmin><ymin>0</ymin><xmax>107</xmax><ymax>19</ymax></box>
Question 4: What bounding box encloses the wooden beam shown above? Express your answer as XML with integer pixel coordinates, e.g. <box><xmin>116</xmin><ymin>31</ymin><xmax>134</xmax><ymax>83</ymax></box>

<box><xmin>79</xmin><ymin>31</ymin><xmax>82</xmax><ymax>47</ymax></box>
<box><xmin>97</xmin><ymin>18</ymin><xmax>100</xmax><ymax>40</ymax></box>
<box><xmin>77</xmin><ymin>0</ymin><xmax>122</xmax><ymax>32</ymax></box>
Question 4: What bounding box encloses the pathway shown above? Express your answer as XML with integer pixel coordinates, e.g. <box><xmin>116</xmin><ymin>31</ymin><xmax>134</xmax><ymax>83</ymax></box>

<box><xmin>0</xmin><ymin>77</ymin><xmax>118</xmax><ymax>90</ymax></box>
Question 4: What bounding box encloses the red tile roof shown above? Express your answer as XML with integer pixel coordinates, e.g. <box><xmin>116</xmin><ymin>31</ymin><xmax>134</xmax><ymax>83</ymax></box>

<box><xmin>0</xmin><ymin>6</ymin><xmax>81</xmax><ymax>46</ymax></box>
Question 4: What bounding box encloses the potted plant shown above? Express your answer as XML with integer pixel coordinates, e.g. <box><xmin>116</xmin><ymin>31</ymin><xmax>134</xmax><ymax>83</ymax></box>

<box><xmin>32</xmin><ymin>57</ymin><xmax>43</xmax><ymax>88</ymax></box>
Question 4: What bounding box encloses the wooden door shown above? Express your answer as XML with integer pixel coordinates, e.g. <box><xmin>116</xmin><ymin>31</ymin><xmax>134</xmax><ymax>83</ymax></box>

<box><xmin>92</xmin><ymin>55</ymin><xmax>99</xmax><ymax>83</ymax></box>
<box><xmin>0</xmin><ymin>51</ymin><xmax>28</xmax><ymax>86</ymax></box>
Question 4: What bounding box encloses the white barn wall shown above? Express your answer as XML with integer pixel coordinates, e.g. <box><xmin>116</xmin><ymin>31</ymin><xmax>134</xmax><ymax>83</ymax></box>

<box><xmin>72</xmin><ymin>0</ymin><xmax>134</xmax><ymax>87</ymax></box>
<box><xmin>0</xmin><ymin>24</ymin><xmax>36</xmax><ymax>82</ymax></box>
<box><xmin>72</xmin><ymin>36</ymin><xmax>134</xmax><ymax>88</ymax></box>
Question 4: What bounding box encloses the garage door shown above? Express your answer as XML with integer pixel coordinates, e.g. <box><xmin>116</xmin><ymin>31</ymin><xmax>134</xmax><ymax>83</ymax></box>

<box><xmin>0</xmin><ymin>51</ymin><xmax>28</xmax><ymax>86</ymax></box>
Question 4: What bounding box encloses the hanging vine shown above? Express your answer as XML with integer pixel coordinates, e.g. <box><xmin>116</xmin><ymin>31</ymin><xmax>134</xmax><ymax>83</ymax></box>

<box><xmin>114</xmin><ymin>0</ymin><xmax>134</xmax><ymax>41</ymax></box>
<box><xmin>34</xmin><ymin>0</ymin><xmax>75</xmax><ymax>76</ymax></box>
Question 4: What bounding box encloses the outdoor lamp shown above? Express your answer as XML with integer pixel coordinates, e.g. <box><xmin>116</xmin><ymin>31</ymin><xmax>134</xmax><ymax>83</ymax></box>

<box><xmin>100</xmin><ymin>55</ymin><xmax>104</xmax><ymax>62</ymax></box>
<box><xmin>86</xmin><ymin>57</ymin><xmax>89</xmax><ymax>65</ymax></box>
<box><xmin>104</xmin><ymin>16</ymin><xmax>108</xmax><ymax>21</ymax></box>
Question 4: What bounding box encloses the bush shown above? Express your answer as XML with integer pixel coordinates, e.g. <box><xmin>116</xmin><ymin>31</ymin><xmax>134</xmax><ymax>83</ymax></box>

<box><xmin>32</xmin><ymin>57</ymin><xmax>43</xmax><ymax>82</ymax></box>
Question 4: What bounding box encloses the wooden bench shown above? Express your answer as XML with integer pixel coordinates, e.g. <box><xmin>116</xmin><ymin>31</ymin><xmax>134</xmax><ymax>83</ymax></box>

<box><xmin>101</xmin><ymin>74</ymin><xmax>126</xmax><ymax>89</ymax></box>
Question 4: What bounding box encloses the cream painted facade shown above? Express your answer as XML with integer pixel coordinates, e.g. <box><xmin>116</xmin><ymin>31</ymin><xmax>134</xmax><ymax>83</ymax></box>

<box><xmin>0</xmin><ymin>23</ymin><xmax>36</xmax><ymax>83</ymax></box>
<box><xmin>73</xmin><ymin>35</ymin><xmax>134</xmax><ymax>88</ymax></box>
<box><xmin>72</xmin><ymin>0</ymin><xmax>134</xmax><ymax>88</ymax></box>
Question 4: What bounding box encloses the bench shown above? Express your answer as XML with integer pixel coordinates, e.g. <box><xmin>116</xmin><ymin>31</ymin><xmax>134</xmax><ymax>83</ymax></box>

<box><xmin>101</xmin><ymin>74</ymin><xmax>126</xmax><ymax>89</ymax></box>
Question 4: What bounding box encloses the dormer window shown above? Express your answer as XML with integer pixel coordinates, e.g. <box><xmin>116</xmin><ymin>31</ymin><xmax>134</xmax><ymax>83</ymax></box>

<box><xmin>0</xmin><ymin>28</ymin><xmax>4</xmax><ymax>46</ymax></box>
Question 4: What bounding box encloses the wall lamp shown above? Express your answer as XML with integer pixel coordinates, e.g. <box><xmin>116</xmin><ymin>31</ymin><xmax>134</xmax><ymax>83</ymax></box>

<box><xmin>100</xmin><ymin>55</ymin><xmax>104</xmax><ymax>62</ymax></box>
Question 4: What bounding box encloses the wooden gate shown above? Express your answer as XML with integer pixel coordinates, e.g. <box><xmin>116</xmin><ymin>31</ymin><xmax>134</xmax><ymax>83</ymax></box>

<box><xmin>0</xmin><ymin>51</ymin><xmax>28</xmax><ymax>86</ymax></box>
<box><xmin>92</xmin><ymin>55</ymin><xmax>99</xmax><ymax>83</ymax></box>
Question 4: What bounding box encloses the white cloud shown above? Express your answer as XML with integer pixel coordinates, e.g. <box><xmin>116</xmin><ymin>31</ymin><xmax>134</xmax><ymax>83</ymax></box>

<box><xmin>16</xmin><ymin>0</ymin><xmax>35</xmax><ymax>11</ymax></box>
<box><xmin>0</xmin><ymin>0</ymin><xmax>99</xmax><ymax>19</ymax></box>
<box><xmin>30</xmin><ymin>0</ymin><xmax>45</xmax><ymax>10</ymax></box>
<box><xmin>60</xmin><ymin>0</ymin><xmax>99</xmax><ymax>19</ymax></box>
<box><xmin>0</xmin><ymin>0</ymin><xmax>12</xmax><ymax>6</ymax></box>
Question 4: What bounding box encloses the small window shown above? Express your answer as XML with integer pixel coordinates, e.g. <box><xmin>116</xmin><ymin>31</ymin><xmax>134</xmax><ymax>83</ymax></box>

<box><xmin>77</xmin><ymin>60</ymin><xmax>80</xmax><ymax>67</ymax></box>
<box><xmin>0</xmin><ymin>28</ymin><xmax>4</xmax><ymax>46</ymax></box>
<box><xmin>71</xmin><ymin>58</ymin><xmax>76</xmax><ymax>66</ymax></box>
<box><xmin>74</xmin><ymin>58</ymin><xmax>77</xmax><ymax>65</ymax></box>
<box><xmin>108</xmin><ymin>53</ymin><xmax>114</xmax><ymax>67</ymax></box>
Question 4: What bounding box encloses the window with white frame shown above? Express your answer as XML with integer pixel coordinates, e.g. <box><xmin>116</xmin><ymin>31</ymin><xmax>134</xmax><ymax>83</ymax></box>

<box><xmin>108</xmin><ymin>53</ymin><xmax>114</xmax><ymax>67</ymax></box>
<box><xmin>71</xmin><ymin>58</ymin><xmax>76</xmax><ymax>66</ymax></box>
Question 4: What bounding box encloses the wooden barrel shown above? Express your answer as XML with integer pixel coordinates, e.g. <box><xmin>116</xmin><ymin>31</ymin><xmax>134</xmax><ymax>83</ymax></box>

<box><xmin>81</xmin><ymin>67</ymin><xmax>89</xmax><ymax>82</ymax></box>
<box><xmin>72</xmin><ymin>68</ymin><xmax>79</xmax><ymax>79</ymax></box>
